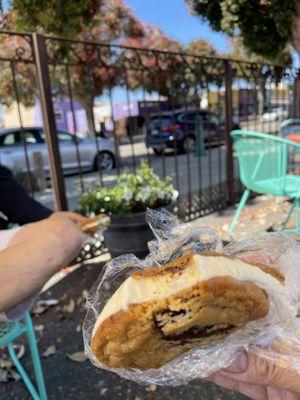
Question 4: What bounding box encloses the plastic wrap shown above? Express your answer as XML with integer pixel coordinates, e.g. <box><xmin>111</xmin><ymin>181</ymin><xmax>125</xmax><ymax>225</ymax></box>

<box><xmin>83</xmin><ymin>208</ymin><xmax>300</xmax><ymax>385</ymax></box>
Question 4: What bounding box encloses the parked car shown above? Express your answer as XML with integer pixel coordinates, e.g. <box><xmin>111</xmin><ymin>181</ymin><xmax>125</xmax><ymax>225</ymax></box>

<box><xmin>0</xmin><ymin>127</ymin><xmax>116</xmax><ymax>175</ymax></box>
<box><xmin>261</xmin><ymin>107</ymin><xmax>288</xmax><ymax>122</ymax></box>
<box><xmin>145</xmin><ymin>109</ymin><xmax>240</xmax><ymax>154</ymax></box>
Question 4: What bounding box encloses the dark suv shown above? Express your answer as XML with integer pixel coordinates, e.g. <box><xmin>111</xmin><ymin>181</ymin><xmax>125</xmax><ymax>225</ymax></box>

<box><xmin>145</xmin><ymin>109</ymin><xmax>239</xmax><ymax>154</ymax></box>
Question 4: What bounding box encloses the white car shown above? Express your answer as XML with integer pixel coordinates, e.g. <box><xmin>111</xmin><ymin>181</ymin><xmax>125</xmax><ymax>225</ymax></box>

<box><xmin>0</xmin><ymin>127</ymin><xmax>116</xmax><ymax>175</ymax></box>
<box><xmin>261</xmin><ymin>108</ymin><xmax>288</xmax><ymax>122</ymax></box>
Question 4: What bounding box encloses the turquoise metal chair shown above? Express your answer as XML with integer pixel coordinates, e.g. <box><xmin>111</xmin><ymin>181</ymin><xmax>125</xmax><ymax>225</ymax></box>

<box><xmin>278</xmin><ymin>118</ymin><xmax>300</xmax><ymax>140</ymax></box>
<box><xmin>229</xmin><ymin>130</ymin><xmax>300</xmax><ymax>238</ymax></box>
<box><xmin>0</xmin><ymin>311</ymin><xmax>47</xmax><ymax>399</ymax></box>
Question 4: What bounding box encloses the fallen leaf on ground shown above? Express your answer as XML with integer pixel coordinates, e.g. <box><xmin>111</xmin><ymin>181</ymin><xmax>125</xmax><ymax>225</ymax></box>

<box><xmin>34</xmin><ymin>324</ymin><xmax>44</xmax><ymax>332</ymax></box>
<box><xmin>76</xmin><ymin>298</ymin><xmax>82</xmax><ymax>306</ymax></box>
<box><xmin>15</xmin><ymin>344</ymin><xmax>25</xmax><ymax>360</ymax></box>
<box><xmin>32</xmin><ymin>299</ymin><xmax>59</xmax><ymax>315</ymax></box>
<box><xmin>9</xmin><ymin>370</ymin><xmax>21</xmax><ymax>381</ymax></box>
<box><xmin>62</xmin><ymin>299</ymin><xmax>75</xmax><ymax>314</ymax></box>
<box><xmin>43</xmin><ymin>345</ymin><xmax>56</xmax><ymax>358</ymax></box>
<box><xmin>66</xmin><ymin>352</ymin><xmax>86</xmax><ymax>362</ymax></box>
<box><xmin>0</xmin><ymin>359</ymin><xmax>13</xmax><ymax>369</ymax></box>
<box><xmin>221</xmin><ymin>223</ymin><xmax>229</xmax><ymax>232</ymax></box>
<box><xmin>0</xmin><ymin>369</ymin><xmax>8</xmax><ymax>382</ymax></box>
<box><xmin>145</xmin><ymin>384</ymin><xmax>157</xmax><ymax>392</ymax></box>
<box><xmin>100</xmin><ymin>388</ymin><xmax>108</xmax><ymax>396</ymax></box>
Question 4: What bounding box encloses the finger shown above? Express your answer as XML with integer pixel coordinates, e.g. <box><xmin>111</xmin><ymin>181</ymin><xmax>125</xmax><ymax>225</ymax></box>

<box><xmin>267</xmin><ymin>386</ymin><xmax>300</xmax><ymax>400</ymax></box>
<box><xmin>210</xmin><ymin>372</ymin><xmax>267</xmax><ymax>400</ymax></box>
<box><xmin>53</xmin><ymin>211</ymin><xmax>87</xmax><ymax>223</ymax></box>
<box><xmin>222</xmin><ymin>352</ymin><xmax>300</xmax><ymax>394</ymax></box>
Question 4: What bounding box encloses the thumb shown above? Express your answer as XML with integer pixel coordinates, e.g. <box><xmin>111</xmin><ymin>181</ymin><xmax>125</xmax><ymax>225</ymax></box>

<box><xmin>221</xmin><ymin>351</ymin><xmax>300</xmax><ymax>394</ymax></box>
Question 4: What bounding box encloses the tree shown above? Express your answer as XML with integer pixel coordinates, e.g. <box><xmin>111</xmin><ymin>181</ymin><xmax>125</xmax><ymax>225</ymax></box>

<box><xmin>121</xmin><ymin>33</ymin><xmax>221</xmax><ymax>108</ymax></box>
<box><xmin>187</xmin><ymin>38</ymin><xmax>216</xmax><ymax>57</ymax></box>
<box><xmin>224</xmin><ymin>36</ymin><xmax>292</xmax><ymax>114</ymax></box>
<box><xmin>186</xmin><ymin>0</ymin><xmax>299</xmax><ymax>115</ymax></box>
<box><xmin>120</xmin><ymin>24</ymin><xmax>184</xmax><ymax>106</ymax></box>
<box><xmin>0</xmin><ymin>0</ymin><xmax>146</xmax><ymax>132</ymax></box>
<box><xmin>185</xmin><ymin>0</ymin><xmax>298</xmax><ymax>60</ymax></box>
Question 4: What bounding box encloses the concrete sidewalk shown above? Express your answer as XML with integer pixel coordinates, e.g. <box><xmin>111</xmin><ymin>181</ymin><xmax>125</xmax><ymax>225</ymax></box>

<box><xmin>198</xmin><ymin>194</ymin><xmax>292</xmax><ymax>241</ymax></box>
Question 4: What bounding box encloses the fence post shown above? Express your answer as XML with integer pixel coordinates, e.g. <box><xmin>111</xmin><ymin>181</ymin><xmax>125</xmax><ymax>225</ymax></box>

<box><xmin>224</xmin><ymin>59</ymin><xmax>235</xmax><ymax>206</ymax></box>
<box><xmin>32</xmin><ymin>33</ymin><xmax>68</xmax><ymax>211</ymax></box>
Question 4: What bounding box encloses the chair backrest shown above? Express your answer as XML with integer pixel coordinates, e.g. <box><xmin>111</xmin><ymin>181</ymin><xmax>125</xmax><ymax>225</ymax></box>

<box><xmin>231</xmin><ymin>130</ymin><xmax>293</xmax><ymax>195</ymax></box>
<box><xmin>278</xmin><ymin>118</ymin><xmax>300</xmax><ymax>136</ymax></box>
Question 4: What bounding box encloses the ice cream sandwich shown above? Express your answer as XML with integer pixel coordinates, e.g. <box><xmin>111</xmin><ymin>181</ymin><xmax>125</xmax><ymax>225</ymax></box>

<box><xmin>91</xmin><ymin>251</ymin><xmax>284</xmax><ymax>370</ymax></box>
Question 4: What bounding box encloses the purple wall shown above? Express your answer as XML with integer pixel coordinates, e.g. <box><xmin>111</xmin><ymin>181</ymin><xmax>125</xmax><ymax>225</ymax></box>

<box><xmin>34</xmin><ymin>98</ymin><xmax>88</xmax><ymax>134</ymax></box>
<box><xmin>112</xmin><ymin>101</ymin><xmax>139</xmax><ymax>120</ymax></box>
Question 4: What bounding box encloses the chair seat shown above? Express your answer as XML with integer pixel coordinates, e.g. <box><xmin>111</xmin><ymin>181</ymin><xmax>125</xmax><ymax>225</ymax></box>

<box><xmin>286</xmin><ymin>133</ymin><xmax>300</xmax><ymax>143</ymax></box>
<box><xmin>0</xmin><ymin>322</ymin><xmax>16</xmax><ymax>337</ymax></box>
<box><xmin>253</xmin><ymin>175</ymin><xmax>300</xmax><ymax>197</ymax></box>
<box><xmin>0</xmin><ymin>321</ymin><xmax>24</xmax><ymax>346</ymax></box>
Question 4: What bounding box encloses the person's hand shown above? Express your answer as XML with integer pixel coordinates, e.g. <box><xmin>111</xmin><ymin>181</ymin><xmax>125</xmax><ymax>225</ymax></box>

<box><xmin>50</xmin><ymin>211</ymin><xmax>87</xmax><ymax>224</ymax></box>
<box><xmin>207</xmin><ymin>249</ymin><xmax>300</xmax><ymax>400</ymax></box>
<box><xmin>9</xmin><ymin>212</ymin><xmax>86</xmax><ymax>271</ymax></box>
<box><xmin>208</xmin><ymin>350</ymin><xmax>300</xmax><ymax>399</ymax></box>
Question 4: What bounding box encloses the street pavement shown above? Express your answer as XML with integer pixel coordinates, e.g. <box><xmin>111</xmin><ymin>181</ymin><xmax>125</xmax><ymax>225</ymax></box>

<box><xmin>35</xmin><ymin>117</ymin><xmax>279</xmax><ymax>212</ymax></box>
<box><xmin>37</xmin><ymin>143</ymin><xmax>231</xmax><ymax>211</ymax></box>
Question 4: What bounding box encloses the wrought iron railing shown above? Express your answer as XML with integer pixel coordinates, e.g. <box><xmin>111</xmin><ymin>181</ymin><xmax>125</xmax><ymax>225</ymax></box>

<box><xmin>0</xmin><ymin>31</ymin><xmax>298</xmax><ymax>223</ymax></box>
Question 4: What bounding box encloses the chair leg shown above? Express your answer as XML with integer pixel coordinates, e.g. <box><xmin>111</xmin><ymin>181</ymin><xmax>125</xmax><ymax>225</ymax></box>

<box><xmin>8</xmin><ymin>342</ymin><xmax>41</xmax><ymax>400</ymax></box>
<box><xmin>280</xmin><ymin>198</ymin><xmax>296</xmax><ymax>231</ymax></box>
<box><xmin>24</xmin><ymin>312</ymin><xmax>47</xmax><ymax>400</ymax></box>
<box><xmin>228</xmin><ymin>189</ymin><xmax>250</xmax><ymax>239</ymax></box>
<box><xmin>296</xmin><ymin>198</ymin><xmax>300</xmax><ymax>233</ymax></box>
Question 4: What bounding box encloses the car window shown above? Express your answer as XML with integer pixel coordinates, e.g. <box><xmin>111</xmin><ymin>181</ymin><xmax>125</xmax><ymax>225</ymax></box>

<box><xmin>186</xmin><ymin>113</ymin><xmax>197</xmax><ymax>122</ymax></box>
<box><xmin>58</xmin><ymin>132</ymin><xmax>74</xmax><ymax>142</ymax></box>
<box><xmin>39</xmin><ymin>130</ymin><xmax>74</xmax><ymax>143</ymax></box>
<box><xmin>178</xmin><ymin>112</ymin><xmax>203</xmax><ymax>122</ymax></box>
<box><xmin>0</xmin><ymin>133</ymin><xmax>17</xmax><ymax>146</ymax></box>
<box><xmin>22</xmin><ymin>131</ymin><xmax>39</xmax><ymax>144</ymax></box>
<box><xmin>206</xmin><ymin>113</ymin><xmax>219</xmax><ymax>124</ymax></box>
<box><xmin>148</xmin><ymin>117</ymin><xmax>172</xmax><ymax>129</ymax></box>
<box><xmin>0</xmin><ymin>131</ymin><xmax>39</xmax><ymax>146</ymax></box>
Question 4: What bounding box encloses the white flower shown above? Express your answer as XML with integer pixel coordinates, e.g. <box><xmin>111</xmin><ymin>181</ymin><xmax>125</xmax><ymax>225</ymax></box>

<box><xmin>135</xmin><ymin>187</ymin><xmax>151</xmax><ymax>202</ymax></box>
<box><xmin>124</xmin><ymin>190</ymin><xmax>133</xmax><ymax>202</ymax></box>
<box><xmin>140</xmin><ymin>187</ymin><xmax>151</xmax><ymax>198</ymax></box>
<box><xmin>104</xmin><ymin>196</ymin><xmax>110</xmax><ymax>201</ymax></box>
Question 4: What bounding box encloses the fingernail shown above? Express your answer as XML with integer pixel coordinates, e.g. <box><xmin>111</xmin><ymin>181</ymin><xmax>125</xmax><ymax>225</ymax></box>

<box><xmin>223</xmin><ymin>352</ymin><xmax>249</xmax><ymax>373</ymax></box>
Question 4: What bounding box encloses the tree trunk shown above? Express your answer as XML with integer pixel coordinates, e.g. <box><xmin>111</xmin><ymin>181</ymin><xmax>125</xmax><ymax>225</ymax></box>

<box><xmin>81</xmin><ymin>99</ymin><xmax>96</xmax><ymax>136</ymax></box>
<box><xmin>290</xmin><ymin>78</ymin><xmax>300</xmax><ymax>118</ymax></box>
<box><xmin>292</xmin><ymin>3</ymin><xmax>300</xmax><ymax>55</ymax></box>
<box><xmin>257</xmin><ymin>79</ymin><xmax>266</xmax><ymax>115</ymax></box>
<box><xmin>291</xmin><ymin>4</ymin><xmax>300</xmax><ymax>117</ymax></box>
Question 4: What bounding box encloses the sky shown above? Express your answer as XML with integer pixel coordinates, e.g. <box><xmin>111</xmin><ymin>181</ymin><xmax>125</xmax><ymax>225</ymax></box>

<box><xmin>2</xmin><ymin>0</ymin><xmax>230</xmax><ymax>53</ymax></box>
<box><xmin>125</xmin><ymin>0</ymin><xmax>230</xmax><ymax>53</ymax></box>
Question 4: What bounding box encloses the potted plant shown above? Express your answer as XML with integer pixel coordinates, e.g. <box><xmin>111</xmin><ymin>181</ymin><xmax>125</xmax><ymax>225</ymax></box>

<box><xmin>77</xmin><ymin>161</ymin><xmax>177</xmax><ymax>258</ymax></box>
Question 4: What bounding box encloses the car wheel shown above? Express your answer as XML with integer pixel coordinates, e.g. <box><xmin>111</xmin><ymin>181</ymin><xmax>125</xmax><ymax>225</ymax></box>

<box><xmin>182</xmin><ymin>136</ymin><xmax>196</xmax><ymax>153</ymax></box>
<box><xmin>94</xmin><ymin>151</ymin><xmax>115</xmax><ymax>171</ymax></box>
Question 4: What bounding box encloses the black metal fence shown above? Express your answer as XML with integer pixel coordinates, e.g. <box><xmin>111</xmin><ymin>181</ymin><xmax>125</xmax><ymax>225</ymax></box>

<box><xmin>0</xmin><ymin>31</ymin><xmax>299</xmax><ymax>221</ymax></box>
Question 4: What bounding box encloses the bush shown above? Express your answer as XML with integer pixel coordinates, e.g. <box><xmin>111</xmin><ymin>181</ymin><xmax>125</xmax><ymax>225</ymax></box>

<box><xmin>78</xmin><ymin>161</ymin><xmax>176</xmax><ymax>216</ymax></box>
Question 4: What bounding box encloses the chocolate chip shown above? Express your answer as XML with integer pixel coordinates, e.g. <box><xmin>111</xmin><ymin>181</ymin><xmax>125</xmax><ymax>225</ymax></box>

<box><xmin>163</xmin><ymin>324</ymin><xmax>234</xmax><ymax>341</ymax></box>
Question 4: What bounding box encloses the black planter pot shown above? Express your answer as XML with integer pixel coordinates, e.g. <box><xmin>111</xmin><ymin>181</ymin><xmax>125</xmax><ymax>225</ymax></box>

<box><xmin>104</xmin><ymin>203</ymin><xmax>176</xmax><ymax>259</ymax></box>
<box><xmin>103</xmin><ymin>211</ymin><xmax>154</xmax><ymax>259</ymax></box>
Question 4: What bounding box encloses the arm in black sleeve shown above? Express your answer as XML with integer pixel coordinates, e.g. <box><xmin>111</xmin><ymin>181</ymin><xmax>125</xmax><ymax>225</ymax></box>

<box><xmin>0</xmin><ymin>166</ymin><xmax>52</xmax><ymax>225</ymax></box>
